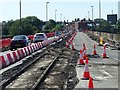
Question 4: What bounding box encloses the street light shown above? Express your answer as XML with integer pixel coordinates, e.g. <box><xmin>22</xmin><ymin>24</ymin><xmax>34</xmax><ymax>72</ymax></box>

<box><xmin>55</xmin><ymin>9</ymin><xmax>57</xmax><ymax>22</ymax></box>
<box><xmin>64</xmin><ymin>17</ymin><xmax>65</xmax><ymax>22</ymax></box>
<box><xmin>60</xmin><ymin>13</ymin><xmax>62</xmax><ymax>22</ymax></box>
<box><xmin>99</xmin><ymin>0</ymin><xmax>101</xmax><ymax>19</ymax></box>
<box><xmin>46</xmin><ymin>2</ymin><xmax>49</xmax><ymax>21</ymax></box>
<box><xmin>88</xmin><ymin>11</ymin><xmax>90</xmax><ymax>20</ymax></box>
<box><xmin>91</xmin><ymin>6</ymin><xmax>93</xmax><ymax>21</ymax></box>
<box><xmin>19</xmin><ymin>0</ymin><xmax>22</xmax><ymax>35</ymax></box>
<box><xmin>91</xmin><ymin>6</ymin><xmax>94</xmax><ymax>36</ymax></box>
<box><xmin>99</xmin><ymin>0</ymin><xmax>101</xmax><ymax>36</ymax></box>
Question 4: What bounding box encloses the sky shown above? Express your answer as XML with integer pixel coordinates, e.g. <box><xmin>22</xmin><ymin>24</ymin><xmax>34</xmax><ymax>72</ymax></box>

<box><xmin>0</xmin><ymin>0</ymin><xmax>119</xmax><ymax>22</ymax></box>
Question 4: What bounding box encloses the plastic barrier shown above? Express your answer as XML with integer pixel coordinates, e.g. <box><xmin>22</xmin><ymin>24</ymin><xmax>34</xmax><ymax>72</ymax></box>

<box><xmin>0</xmin><ymin>38</ymin><xmax>11</xmax><ymax>49</ymax></box>
<box><xmin>0</xmin><ymin>32</ymin><xmax>55</xmax><ymax>49</ymax></box>
<box><xmin>0</xmin><ymin>35</ymin><xmax>62</xmax><ymax>69</ymax></box>
<box><xmin>46</xmin><ymin>32</ymin><xmax>55</xmax><ymax>37</ymax></box>
<box><xmin>27</xmin><ymin>32</ymin><xmax>55</xmax><ymax>40</ymax></box>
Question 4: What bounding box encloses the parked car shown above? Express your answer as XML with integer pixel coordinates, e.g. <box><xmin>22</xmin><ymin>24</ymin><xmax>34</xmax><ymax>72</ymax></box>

<box><xmin>33</xmin><ymin>33</ymin><xmax>47</xmax><ymax>43</ymax></box>
<box><xmin>10</xmin><ymin>35</ymin><xmax>29</xmax><ymax>50</ymax></box>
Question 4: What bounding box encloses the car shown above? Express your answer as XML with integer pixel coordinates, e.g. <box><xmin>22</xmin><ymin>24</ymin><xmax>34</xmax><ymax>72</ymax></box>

<box><xmin>33</xmin><ymin>33</ymin><xmax>47</xmax><ymax>43</ymax></box>
<box><xmin>55</xmin><ymin>31</ymin><xmax>62</xmax><ymax>37</ymax></box>
<box><xmin>10</xmin><ymin>35</ymin><xmax>29</xmax><ymax>50</ymax></box>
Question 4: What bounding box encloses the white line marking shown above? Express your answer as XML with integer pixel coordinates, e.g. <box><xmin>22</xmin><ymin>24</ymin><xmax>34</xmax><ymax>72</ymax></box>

<box><xmin>113</xmin><ymin>58</ymin><xmax>119</xmax><ymax>61</ymax></box>
<box><xmin>99</xmin><ymin>70</ymin><xmax>113</xmax><ymax>80</ymax></box>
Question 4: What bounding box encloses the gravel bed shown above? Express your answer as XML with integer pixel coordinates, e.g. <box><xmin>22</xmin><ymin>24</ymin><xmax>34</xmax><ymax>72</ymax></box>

<box><xmin>1</xmin><ymin>33</ymin><xmax>80</xmax><ymax>89</ymax></box>
<box><xmin>1</xmin><ymin>46</ymin><xmax>51</xmax><ymax>84</ymax></box>
<box><xmin>38</xmin><ymin>48</ymin><xmax>79</xmax><ymax>90</ymax></box>
<box><xmin>6</xmin><ymin>53</ymin><xmax>57</xmax><ymax>88</ymax></box>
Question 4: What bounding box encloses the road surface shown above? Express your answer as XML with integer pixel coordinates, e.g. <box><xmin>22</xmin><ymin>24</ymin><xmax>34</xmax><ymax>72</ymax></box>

<box><xmin>73</xmin><ymin>32</ymin><xmax>119</xmax><ymax>89</ymax></box>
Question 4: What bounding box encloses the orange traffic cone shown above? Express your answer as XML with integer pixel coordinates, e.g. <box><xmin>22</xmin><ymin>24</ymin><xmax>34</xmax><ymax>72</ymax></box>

<box><xmin>78</xmin><ymin>50</ymin><xmax>85</xmax><ymax>65</ymax></box>
<box><xmin>102</xmin><ymin>45</ymin><xmax>108</xmax><ymax>58</ymax></box>
<box><xmin>93</xmin><ymin>44</ymin><xmax>97</xmax><ymax>55</ymax></box>
<box><xmin>83</xmin><ymin>43</ymin><xmax>87</xmax><ymax>60</ymax></box>
<box><xmin>82</xmin><ymin>57</ymin><xmax>90</xmax><ymax>80</ymax></box>
<box><xmin>88</xmin><ymin>77</ymin><xmax>94</xmax><ymax>88</ymax></box>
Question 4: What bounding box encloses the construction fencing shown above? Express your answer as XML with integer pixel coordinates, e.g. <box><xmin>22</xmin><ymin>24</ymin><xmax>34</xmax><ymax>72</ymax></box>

<box><xmin>88</xmin><ymin>31</ymin><xmax>120</xmax><ymax>43</ymax></box>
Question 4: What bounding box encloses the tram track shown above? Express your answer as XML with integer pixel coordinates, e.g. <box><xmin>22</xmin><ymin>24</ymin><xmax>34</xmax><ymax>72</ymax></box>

<box><xmin>1</xmin><ymin>32</ymin><xmax>79</xmax><ymax>89</ymax></box>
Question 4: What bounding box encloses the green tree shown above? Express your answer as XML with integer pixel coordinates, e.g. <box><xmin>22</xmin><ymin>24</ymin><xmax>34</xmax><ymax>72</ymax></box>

<box><xmin>94</xmin><ymin>18</ymin><xmax>112</xmax><ymax>33</ymax></box>
<box><xmin>2</xmin><ymin>20</ymin><xmax>13</xmax><ymax>35</ymax></box>
<box><xmin>2</xmin><ymin>16</ymin><xmax>44</xmax><ymax>36</ymax></box>
<box><xmin>9</xmin><ymin>20</ymin><xmax>20</xmax><ymax>35</ymax></box>
<box><xmin>26</xmin><ymin>16</ymin><xmax>44</xmax><ymax>30</ymax></box>
<box><xmin>44</xmin><ymin>19</ymin><xmax>56</xmax><ymax>31</ymax></box>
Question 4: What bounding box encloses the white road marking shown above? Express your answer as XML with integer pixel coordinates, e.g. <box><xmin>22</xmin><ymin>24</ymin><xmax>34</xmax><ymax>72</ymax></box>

<box><xmin>113</xmin><ymin>58</ymin><xmax>119</xmax><ymax>61</ymax></box>
<box><xmin>99</xmin><ymin>70</ymin><xmax>113</xmax><ymax>80</ymax></box>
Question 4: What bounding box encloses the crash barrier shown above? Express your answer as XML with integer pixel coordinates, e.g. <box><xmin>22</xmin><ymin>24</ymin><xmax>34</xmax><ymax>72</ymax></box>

<box><xmin>0</xmin><ymin>38</ymin><xmax>11</xmax><ymax>49</ymax></box>
<box><xmin>0</xmin><ymin>34</ymin><xmax>64</xmax><ymax>69</ymax></box>
<box><xmin>27</xmin><ymin>32</ymin><xmax>55</xmax><ymax>40</ymax></box>
<box><xmin>66</xmin><ymin>32</ymin><xmax>77</xmax><ymax>48</ymax></box>
<box><xmin>87</xmin><ymin>30</ymin><xmax>120</xmax><ymax>43</ymax></box>
<box><xmin>46</xmin><ymin>32</ymin><xmax>55</xmax><ymax>38</ymax></box>
<box><xmin>0</xmin><ymin>32</ymin><xmax>56</xmax><ymax>49</ymax></box>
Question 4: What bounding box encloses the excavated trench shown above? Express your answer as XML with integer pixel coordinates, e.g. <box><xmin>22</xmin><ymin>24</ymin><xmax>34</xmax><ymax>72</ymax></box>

<box><xmin>1</xmin><ymin>33</ymin><xmax>80</xmax><ymax>89</ymax></box>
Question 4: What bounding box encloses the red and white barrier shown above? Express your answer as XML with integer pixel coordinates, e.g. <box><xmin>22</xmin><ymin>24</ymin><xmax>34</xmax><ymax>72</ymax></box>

<box><xmin>0</xmin><ymin>36</ymin><xmax>63</xmax><ymax>69</ymax></box>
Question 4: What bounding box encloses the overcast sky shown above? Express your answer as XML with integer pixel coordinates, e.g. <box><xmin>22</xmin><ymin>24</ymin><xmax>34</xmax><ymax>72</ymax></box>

<box><xmin>0</xmin><ymin>0</ymin><xmax>119</xmax><ymax>22</ymax></box>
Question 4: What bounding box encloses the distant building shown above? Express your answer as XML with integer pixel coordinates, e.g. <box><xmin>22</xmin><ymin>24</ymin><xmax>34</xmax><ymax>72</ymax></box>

<box><xmin>118</xmin><ymin>1</ymin><xmax>120</xmax><ymax>20</ymax></box>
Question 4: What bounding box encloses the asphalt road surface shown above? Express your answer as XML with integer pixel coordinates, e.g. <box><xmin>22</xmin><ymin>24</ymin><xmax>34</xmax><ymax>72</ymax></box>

<box><xmin>73</xmin><ymin>32</ymin><xmax>119</xmax><ymax>89</ymax></box>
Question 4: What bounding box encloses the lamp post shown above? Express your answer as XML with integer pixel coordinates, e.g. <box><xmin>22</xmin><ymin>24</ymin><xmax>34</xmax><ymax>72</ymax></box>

<box><xmin>99</xmin><ymin>0</ymin><xmax>101</xmax><ymax>36</ymax></box>
<box><xmin>19</xmin><ymin>0</ymin><xmax>22</xmax><ymax>34</ymax></box>
<box><xmin>55</xmin><ymin>9</ymin><xmax>57</xmax><ymax>22</ymax></box>
<box><xmin>46</xmin><ymin>2</ymin><xmax>49</xmax><ymax>21</ymax></box>
<box><xmin>64</xmin><ymin>17</ymin><xmax>65</xmax><ymax>22</ymax></box>
<box><xmin>99</xmin><ymin>0</ymin><xmax>101</xmax><ymax>19</ymax></box>
<box><xmin>88</xmin><ymin>11</ymin><xmax>90</xmax><ymax>20</ymax></box>
<box><xmin>91</xmin><ymin>6</ymin><xmax>94</xmax><ymax>31</ymax></box>
<box><xmin>60</xmin><ymin>13</ymin><xmax>62</xmax><ymax>22</ymax></box>
<box><xmin>91</xmin><ymin>6</ymin><xmax>93</xmax><ymax>21</ymax></box>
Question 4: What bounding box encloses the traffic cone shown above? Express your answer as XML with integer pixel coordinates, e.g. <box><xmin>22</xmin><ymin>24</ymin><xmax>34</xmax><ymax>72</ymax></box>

<box><xmin>93</xmin><ymin>44</ymin><xmax>97</xmax><ymax>55</ymax></box>
<box><xmin>82</xmin><ymin>57</ymin><xmax>90</xmax><ymax>80</ymax></box>
<box><xmin>83</xmin><ymin>43</ymin><xmax>87</xmax><ymax>60</ymax></box>
<box><xmin>83</xmin><ymin>53</ymin><xmax>87</xmax><ymax>60</ymax></box>
<box><xmin>88</xmin><ymin>77</ymin><xmax>94</xmax><ymax>88</ymax></box>
<box><xmin>102</xmin><ymin>45</ymin><xmax>108</xmax><ymax>58</ymax></box>
<box><xmin>78</xmin><ymin>50</ymin><xmax>85</xmax><ymax>65</ymax></box>
<box><xmin>72</xmin><ymin>43</ymin><xmax>75</xmax><ymax>50</ymax></box>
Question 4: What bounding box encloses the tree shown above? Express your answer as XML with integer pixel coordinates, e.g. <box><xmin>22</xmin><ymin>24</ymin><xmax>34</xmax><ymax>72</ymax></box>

<box><xmin>2</xmin><ymin>16</ymin><xmax>44</xmax><ymax>36</ymax></box>
<box><xmin>44</xmin><ymin>19</ymin><xmax>56</xmax><ymax>31</ymax></box>
<box><xmin>51</xmin><ymin>24</ymin><xmax>64</xmax><ymax>32</ymax></box>
<box><xmin>26</xmin><ymin>16</ymin><xmax>44</xmax><ymax>30</ymax></box>
<box><xmin>2</xmin><ymin>20</ymin><xmax>13</xmax><ymax>36</ymax></box>
<box><xmin>94</xmin><ymin>18</ymin><xmax>112</xmax><ymax>33</ymax></box>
